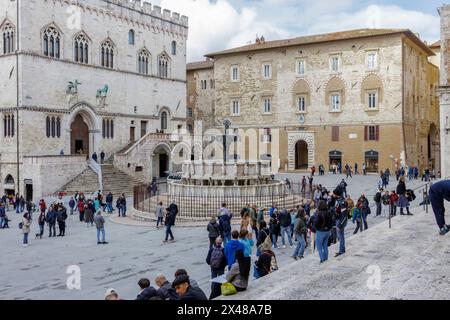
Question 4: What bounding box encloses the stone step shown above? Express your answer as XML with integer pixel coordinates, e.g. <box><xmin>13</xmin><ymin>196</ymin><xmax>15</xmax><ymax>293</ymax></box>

<box><xmin>220</xmin><ymin>206</ymin><xmax>448</xmax><ymax>300</ymax></box>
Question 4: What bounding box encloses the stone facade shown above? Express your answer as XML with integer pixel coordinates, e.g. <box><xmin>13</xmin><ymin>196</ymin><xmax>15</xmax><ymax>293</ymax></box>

<box><xmin>202</xmin><ymin>29</ymin><xmax>440</xmax><ymax>174</ymax></box>
<box><xmin>186</xmin><ymin>60</ymin><xmax>215</xmax><ymax>133</ymax></box>
<box><xmin>0</xmin><ymin>0</ymin><xmax>188</xmax><ymax>199</ymax></box>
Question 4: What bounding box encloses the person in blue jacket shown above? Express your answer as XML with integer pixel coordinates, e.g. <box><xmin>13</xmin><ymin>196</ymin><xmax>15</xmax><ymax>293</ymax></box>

<box><xmin>429</xmin><ymin>180</ymin><xmax>450</xmax><ymax>235</ymax></box>
<box><xmin>224</xmin><ymin>230</ymin><xmax>244</xmax><ymax>270</ymax></box>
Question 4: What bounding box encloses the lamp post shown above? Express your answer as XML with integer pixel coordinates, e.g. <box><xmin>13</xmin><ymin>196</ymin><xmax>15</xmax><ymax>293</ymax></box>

<box><xmin>223</xmin><ymin>119</ymin><xmax>231</xmax><ymax>163</ymax></box>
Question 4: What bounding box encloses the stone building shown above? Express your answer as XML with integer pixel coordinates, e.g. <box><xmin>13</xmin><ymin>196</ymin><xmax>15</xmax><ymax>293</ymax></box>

<box><xmin>186</xmin><ymin>60</ymin><xmax>215</xmax><ymax>133</ymax></box>
<box><xmin>201</xmin><ymin>29</ymin><xmax>440</xmax><ymax>174</ymax></box>
<box><xmin>439</xmin><ymin>5</ymin><xmax>450</xmax><ymax>178</ymax></box>
<box><xmin>0</xmin><ymin>0</ymin><xmax>188</xmax><ymax>199</ymax></box>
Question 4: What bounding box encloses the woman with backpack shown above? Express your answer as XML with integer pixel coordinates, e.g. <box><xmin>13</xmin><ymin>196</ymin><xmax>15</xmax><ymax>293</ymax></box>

<box><xmin>292</xmin><ymin>208</ymin><xmax>307</xmax><ymax>260</ymax></box>
<box><xmin>396</xmin><ymin>177</ymin><xmax>413</xmax><ymax>216</ymax></box>
<box><xmin>206</xmin><ymin>237</ymin><xmax>227</xmax><ymax>300</ymax></box>
<box><xmin>21</xmin><ymin>212</ymin><xmax>32</xmax><ymax>247</ymax></box>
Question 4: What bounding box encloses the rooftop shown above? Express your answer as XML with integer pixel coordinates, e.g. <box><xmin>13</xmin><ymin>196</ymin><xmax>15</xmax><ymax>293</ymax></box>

<box><xmin>205</xmin><ymin>28</ymin><xmax>434</xmax><ymax>58</ymax></box>
<box><xmin>187</xmin><ymin>60</ymin><xmax>214</xmax><ymax>71</ymax></box>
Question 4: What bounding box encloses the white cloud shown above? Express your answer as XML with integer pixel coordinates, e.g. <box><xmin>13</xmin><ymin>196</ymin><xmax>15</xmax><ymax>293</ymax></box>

<box><xmin>151</xmin><ymin>1</ymin><xmax>439</xmax><ymax>62</ymax></box>
<box><xmin>156</xmin><ymin>0</ymin><xmax>289</xmax><ymax>61</ymax></box>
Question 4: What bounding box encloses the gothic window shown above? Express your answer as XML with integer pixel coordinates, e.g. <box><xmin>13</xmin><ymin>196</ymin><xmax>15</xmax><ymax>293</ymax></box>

<box><xmin>161</xmin><ymin>111</ymin><xmax>168</xmax><ymax>131</ymax></box>
<box><xmin>101</xmin><ymin>40</ymin><xmax>115</xmax><ymax>68</ymax></box>
<box><xmin>102</xmin><ymin>119</ymin><xmax>114</xmax><ymax>139</ymax></box>
<box><xmin>138</xmin><ymin>49</ymin><xmax>150</xmax><ymax>75</ymax></box>
<box><xmin>2</xmin><ymin>23</ymin><xmax>14</xmax><ymax>54</ymax></box>
<box><xmin>158</xmin><ymin>53</ymin><xmax>170</xmax><ymax>78</ymax></box>
<box><xmin>129</xmin><ymin>30</ymin><xmax>135</xmax><ymax>45</ymax></box>
<box><xmin>3</xmin><ymin>114</ymin><xmax>14</xmax><ymax>137</ymax></box>
<box><xmin>171</xmin><ymin>41</ymin><xmax>176</xmax><ymax>55</ymax></box>
<box><xmin>43</xmin><ymin>26</ymin><xmax>61</xmax><ymax>58</ymax></box>
<box><xmin>46</xmin><ymin>116</ymin><xmax>61</xmax><ymax>138</ymax></box>
<box><xmin>74</xmin><ymin>33</ymin><xmax>89</xmax><ymax>64</ymax></box>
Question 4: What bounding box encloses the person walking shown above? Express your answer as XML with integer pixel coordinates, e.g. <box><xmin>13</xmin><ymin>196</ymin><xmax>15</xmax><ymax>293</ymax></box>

<box><xmin>269</xmin><ymin>210</ymin><xmax>280</xmax><ymax>248</ymax></box>
<box><xmin>163</xmin><ymin>205</ymin><xmax>176</xmax><ymax>243</ymax></box>
<box><xmin>292</xmin><ymin>208</ymin><xmax>307</xmax><ymax>260</ymax></box>
<box><xmin>0</xmin><ymin>201</ymin><xmax>5</xmax><ymax>229</ymax></box>
<box><xmin>156</xmin><ymin>201</ymin><xmax>164</xmax><ymax>228</ymax></box>
<box><xmin>46</xmin><ymin>205</ymin><xmax>57</xmax><ymax>237</ymax></box>
<box><xmin>94</xmin><ymin>210</ymin><xmax>108</xmax><ymax>244</ymax></box>
<box><xmin>359</xmin><ymin>194</ymin><xmax>370</xmax><ymax>230</ymax></box>
<box><xmin>77</xmin><ymin>199</ymin><xmax>85</xmax><ymax>222</ymax></box>
<box><xmin>206</xmin><ymin>237</ymin><xmax>227</xmax><ymax>300</ymax></box>
<box><xmin>207</xmin><ymin>217</ymin><xmax>221</xmax><ymax>247</ymax></box>
<box><xmin>106</xmin><ymin>192</ymin><xmax>113</xmax><ymax>214</ymax></box>
<box><xmin>397</xmin><ymin>176</ymin><xmax>412</xmax><ymax>216</ymax></box>
<box><xmin>428</xmin><ymin>180</ymin><xmax>450</xmax><ymax>235</ymax></box>
<box><xmin>352</xmin><ymin>202</ymin><xmax>363</xmax><ymax>234</ymax></box>
<box><xmin>69</xmin><ymin>197</ymin><xmax>75</xmax><ymax>215</ymax></box>
<box><xmin>362</xmin><ymin>163</ymin><xmax>366</xmax><ymax>175</ymax></box>
<box><xmin>84</xmin><ymin>201</ymin><xmax>95</xmax><ymax>227</ymax></box>
<box><xmin>100</xmin><ymin>150</ymin><xmax>105</xmax><ymax>164</ymax></box>
<box><xmin>314</xmin><ymin>200</ymin><xmax>332</xmax><ymax>263</ymax></box>
<box><xmin>21</xmin><ymin>212</ymin><xmax>32</xmax><ymax>247</ymax></box>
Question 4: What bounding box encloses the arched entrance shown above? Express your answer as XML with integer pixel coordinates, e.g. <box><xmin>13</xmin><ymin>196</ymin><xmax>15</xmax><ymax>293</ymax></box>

<box><xmin>4</xmin><ymin>174</ymin><xmax>15</xmax><ymax>196</ymax></box>
<box><xmin>295</xmin><ymin>140</ymin><xmax>308</xmax><ymax>170</ymax></box>
<box><xmin>152</xmin><ymin>144</ymin><xmax>172</xmax><ymax>178</ymax></box>
<box><xmin>71</xmin><ymin>114</ymin><xmax>89</xmax><ymax>155</ymax></box>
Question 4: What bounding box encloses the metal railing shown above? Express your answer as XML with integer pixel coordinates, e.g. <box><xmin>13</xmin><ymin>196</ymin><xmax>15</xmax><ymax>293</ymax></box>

<box><xmin>133</xmin><ymin>182</ymin><xmax>314</xmax><ymax>219</ymax></box>
<box><xmin>88</xmin><ymin>159</ymin><xmax>103</xmax><ymax>193</ymax></box>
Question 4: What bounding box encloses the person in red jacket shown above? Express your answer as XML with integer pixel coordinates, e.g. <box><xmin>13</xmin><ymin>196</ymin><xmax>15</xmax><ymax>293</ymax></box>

<box><xmin>389</xmin><ymin>190</ymin><xmax>399</xmax><ymax>217</ymax></box>
<box><xmin>77</xmin><ymin>200</ymin><xmax>85</xmax><ymax>222</ymax></box>
<box><xmin>39</xmin><ymin>199</ymin><xmax>46</xmax><ymax>214</ymax></box>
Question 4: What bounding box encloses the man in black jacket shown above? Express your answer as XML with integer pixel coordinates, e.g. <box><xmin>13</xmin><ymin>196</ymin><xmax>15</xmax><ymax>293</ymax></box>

<box><xmin>374</xmin><ymin>188</ymin><xmax>382</xmax><ymax>216</ymax></box>
<box><xmin>136</xmin><ymin>278</ymin><xmax>158</xmax><ymax>300</ymax></box>
<box><xmin>334</xmin><ymin>189</ymin><xmax>348</xmax><ymax>257</ymax></box>
<box><xmin>164</xmin><ymin>206</ymin><xmax>176</xmax><ymax>242</ymax></box>
<box><xmin>155</xmin><ymin>274</ymin><xmax>179</xmax><ymax>300</ymax></box>
<box><xmin>172</xmin><ymin>275</ymin><xmax>207</xmax><ymax>301</ymax></box>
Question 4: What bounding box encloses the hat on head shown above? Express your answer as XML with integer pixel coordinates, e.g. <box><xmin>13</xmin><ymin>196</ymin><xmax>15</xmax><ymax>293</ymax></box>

<box><xmin>104</xmin><ymin>288</ymin><xmax>117</xmax><ymax>298</ymax></box>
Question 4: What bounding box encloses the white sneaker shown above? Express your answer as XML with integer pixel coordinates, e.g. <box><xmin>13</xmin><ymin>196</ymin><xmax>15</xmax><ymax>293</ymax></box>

<box><xmin>282</xmin><ymin>245</ymin><xmax>286</xmax><ymax>249</ymax></box>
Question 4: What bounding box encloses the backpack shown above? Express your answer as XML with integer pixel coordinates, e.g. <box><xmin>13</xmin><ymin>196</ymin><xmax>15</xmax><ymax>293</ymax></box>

<box><xmin>18</xmin><ymin>222</ymin><xmax>23</xmax><ymax>229</ymax></box>
<box><xmin>210</xmin><ymin>246</ymin><xmax>225</xmax><ymax>269</ymax></box>
<box><xmin>407</xmin><ymin>189</ymin><xmax>416</xmax><ymax>201</ymax></box>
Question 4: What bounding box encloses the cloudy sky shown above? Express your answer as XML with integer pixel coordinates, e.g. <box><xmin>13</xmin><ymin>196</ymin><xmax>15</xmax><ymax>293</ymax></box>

<box><xmin>151</xmin><ymin>0</ymin><xmax>442</xmax><ymax>62</ymax></box>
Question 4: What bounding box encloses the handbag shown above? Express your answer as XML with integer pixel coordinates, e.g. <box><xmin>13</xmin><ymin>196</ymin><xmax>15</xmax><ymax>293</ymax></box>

<box><xmin>221</xmin><ymin>282</ymin><xmax>237</xmax><ymax>296</ymax></box>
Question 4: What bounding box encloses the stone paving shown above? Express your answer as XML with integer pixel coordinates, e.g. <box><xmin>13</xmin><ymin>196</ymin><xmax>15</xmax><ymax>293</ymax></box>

<box><xmin>0</xmin><ymin>173</ymin><xmax>433</xmax><ymax>300</ymax></box>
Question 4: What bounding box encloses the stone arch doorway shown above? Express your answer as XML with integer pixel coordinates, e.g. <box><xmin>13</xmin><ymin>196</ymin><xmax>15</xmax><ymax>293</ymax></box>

<box><xmin>4</xmin><ymin>174</ymin><xmax>15</xmax><ymax>196</ymax></box>
<box><xmin>152</xmin><ymin>143</ymin><xmax>172</xmax><ymax>179</ymax></box>
<box><xmin>71</xmin><ymin>114</ymin><xmax>90</xmax><ymax>155</ymax></box>
<box><xmin>295</xmin><ymin>140</ymin><xmax>309</xmax><ymax>170</ymax></box>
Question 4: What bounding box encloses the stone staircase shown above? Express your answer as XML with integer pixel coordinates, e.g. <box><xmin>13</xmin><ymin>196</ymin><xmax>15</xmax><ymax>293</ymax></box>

<box><xmin>220</xmin><ymin>206</ymin><xmax>450</xmax><ymax>300</ymax></box>
<box><xmin>101</xmin><ymin>164</ymin><xmax>146</xmax><ymax>198</ymax></box>
<box><xmin>58</xmin><ymin>167</ymin><xmax>99</xmax><ymax>196</ymax></box>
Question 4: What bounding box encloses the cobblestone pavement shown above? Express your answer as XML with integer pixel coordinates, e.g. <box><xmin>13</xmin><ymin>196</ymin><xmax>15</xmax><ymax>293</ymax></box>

<box><xmin>0</xmin><ymin>173</ymin><xmax>432</xmax><ymax>300</ymax></box>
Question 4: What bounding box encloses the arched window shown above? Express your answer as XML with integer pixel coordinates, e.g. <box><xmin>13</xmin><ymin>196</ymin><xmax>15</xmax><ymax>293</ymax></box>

<box><xmin>5</xmin><ymin>174</ymin><xmax>14</xmax><ymax>185</ymax></box>
<box><xmin>128</xmin><ymin>30</ymin><xmax>135</xmax><ymax>45</ymax></box>
<box><xmin>101</xmin><ymin>39</ymin><xmax>114</xmax><ymax>68</ymax></box>
<box><xmin>43</xmin><ymin>26</ymin><xmax>61</xmax><ymax>58</ymax></box>
<box><xmin>74</xmin><ymin>33</ymin><xmax>89</xmax><ymax>64</ymax></box>
<box><xmin>56</xmin><ymin>117</ymin><xmax>61</xmax><ymax>137</ymax></box>
<box><xmin>51</xmin><ymin>116</ymin><xmax>55</xmax><ymax>137</ymax></box>
<box><xmin>2</xmin><ymin>23</ymin><xmax>14</xmax><ymax>54</ymax></box>
<box><xmin>3</xmin><ymin>113</ymin><xmax>14</xmax><ymax>137</ymax></box>
<box><xmin>161</xmin><ymin>111</ymin><xmax>168</xmax><ymax>131</ymax></box>
<box><xmin>171</xmin><ymin>41</ymin><xmax>176</xmax><ymax>55</ymax></box>
<box><xmin>158</xmin><ymin>53</ymin><xmax>170</xmax><ymax>78</ymax></box>
<box><xmin>138</xmin><ymin>49</ymin><xmax>150</xmax><ymax>75</ymax></box>
<box><xmin>46</xmin><ymin>116</ymin><xmax>50</xmax><ymax>137</ymax></box>
<box><xmin>102</xmin><ymin>118</ymin><xmax>114</xmax><ymax>139</ymax></box>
